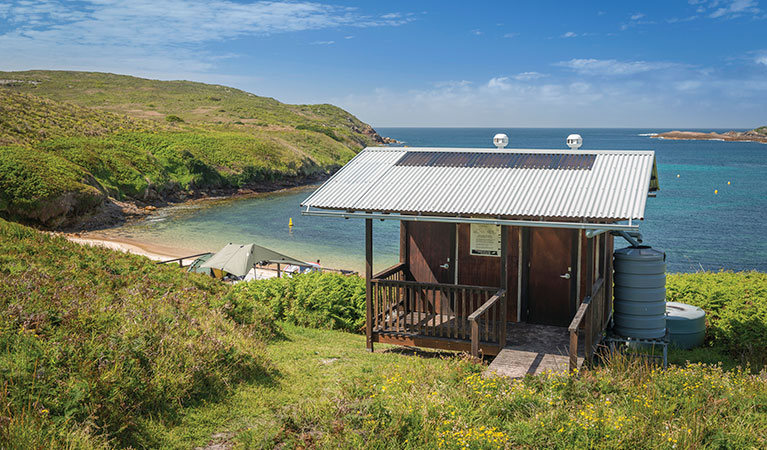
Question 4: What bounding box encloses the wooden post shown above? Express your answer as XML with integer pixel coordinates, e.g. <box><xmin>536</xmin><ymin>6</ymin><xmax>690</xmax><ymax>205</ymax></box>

<box><xmin>569</xmin><ymin>330</ymin><xmax>578</xmax><ymax>372</ymax></box>
<box><xmin>585</xmin><ymin>235</ymin><xmax>594</xmax><ymax>362</ymax></box>
<box><xmin>366</xmin><ymin>218</ymin><xmax>374</xmax><ymax>352</ymax></box>
<box><xmin>400</xmin><ymin>221</ymin><xmax>409</xmax><ymax>264</ymax></box>
<box><xmin>586</xmin><ymin>238</ymin><xmax>596</xmax><ymax>295</ymax></box>
<box><xmin>277</xmin><ymin>263</ymin><xmax>281</xmax><ymax>278</ymax></box>
<box><xmin>499</xmin><ymin>226</ymin><xmax>508</xmax><ymax>348</ymax></box>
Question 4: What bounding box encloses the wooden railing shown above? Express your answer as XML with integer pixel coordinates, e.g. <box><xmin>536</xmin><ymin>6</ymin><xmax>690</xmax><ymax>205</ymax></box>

<box><xmin>568</xmin><ymin>277</ymin><xmax>606</xmax><ymax>371</ymax></box>
<box><xmin>156</xmin><ymin>253</ymin><xmax>211</xmax><ymax>268</ymax></box>
<box><xmin>370</xmin><ymin>274</ymin><xmax>502</xmax><ymax>350</ymax></box>
<box><xmin>372</xmin><ymin>263</ymin><xmax>408</xmax><ymax>281</ymax></box>
<box><xmin>468</xmin><ymin>289</ymin><xmax>506</xmax><ymax>357</ymax></box>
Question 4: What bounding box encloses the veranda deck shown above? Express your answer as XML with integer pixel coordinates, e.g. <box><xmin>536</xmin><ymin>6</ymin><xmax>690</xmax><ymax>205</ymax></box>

<box><xmin>374</xmin><ymin>314</ymin><xmax>585</xmax><ymax>377</ymax></box>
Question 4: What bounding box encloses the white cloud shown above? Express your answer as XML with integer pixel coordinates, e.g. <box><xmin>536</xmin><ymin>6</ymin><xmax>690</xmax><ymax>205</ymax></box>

<box><xmin>471</xmin><ymin>29</ymin><xmax>482</xmax><ymax>35</ymax></box>
<box><xmin>675</xmin><ymin>80</ymin><xmax>704</xmax><ymax>90</ymax></box>
<box><xmin>502</xmin><ymin>32</ymin><xmax>518</xmax><ymax>38</ymax></box>
<box><xmin>630</xmin><ymin>13</ymin><xmax>645</xmax><ymax>20</ymax></box>
<box><xmin>561</xmin><ymin>31</ymin><xmax>578</xmax><ymax>38</ymax></box>
<box><xmin>344</xmin><ymin>35</ymin><xmax>355</xmax><ymax>39</ymax></box>
<box><xmin>486</xmin><ymin>77</ymin><xmax>511</xmax><ymax>90</ymax></box>
<box><xmin>691</xmin><ymin>0</ymin><xmax>762</xmax><ymax>18</ymax></box>
<box><xmin>332</xmin><ymin>73</ymin><xmax>767</xmax><ymax>127</ymax></box>
<box><xmin>513</xmin><ymin>71</ymin><xmax>547</xmax><ymax>81</ymax></box>
<box><xmin>556</xmin><ymin>58</ymin><xmax>678</xmax><ymax>76</ymax></box>
<box><xmin>433</xmin><ymin>80</ymin><xmax>472</xmax><ymax>89</ymax></box>
<box><xmin>0</xmin><ymin>1</ymin><xmax>413</xmax><ymax>76</ymax></box>
<box><xmin>757</xmin><ymin>55</ymin><xmax>767</xmax><ymax>65</ymax></box>
<box><xmin>310</xmin><ymin>40</ymin><xmax>335</xmax><ymax>45</ymax></box>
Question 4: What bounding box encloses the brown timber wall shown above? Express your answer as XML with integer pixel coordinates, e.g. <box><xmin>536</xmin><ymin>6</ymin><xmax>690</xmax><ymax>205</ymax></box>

<box><xmin>404</xmin><ymin>222</ymin><xmax>519</xmax><ymax>322</ymax></box>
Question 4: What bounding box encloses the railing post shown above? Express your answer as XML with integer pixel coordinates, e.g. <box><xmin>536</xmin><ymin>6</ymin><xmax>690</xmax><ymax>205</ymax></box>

<box><xmin>569</xmin><ymin>330</ymin><xmax>578</xmax><ymax>372</ymax></box>
<box><xmin>585</xmin><ymin>305</ymin><xmax>593</xmax><ymax>362</ymax></box>
<box><xmin>470</xmin><ymin>318</ymin><xmax>479</xmax><ymax>357</ymax></box>
<box><xmin>365</xmin><ymin>218</ymin><xmax>374</xmax><ymax>352</ymax></box>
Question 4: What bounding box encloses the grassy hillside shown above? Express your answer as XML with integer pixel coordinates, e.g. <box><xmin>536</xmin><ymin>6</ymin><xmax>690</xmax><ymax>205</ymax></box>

<box><xmin>0</xmin><ymin>70</ymin><xmax>381</xmax><ymax>147</ymax></box>
<box><xmin>1</xmin><ymin>219</ymin><xmax>766</xmax><ymax>448</ymax></box>
<box><xmin>0</xmin><ymin>71</ymin><xmax>382</xmax><ymax>228</ymax></box>
<box><xmin>752</xmin><ymin>126</ymin><xmax>767</xmax><ymax>136</ymax></box>
<box><xmin>0</xmin><ymin>90</ymin><xmax>161</xmax><ymax>147</ymax></box>
<box><xmin>0</xmin><ymin>218</ymin><xmax>276</xmax><ymax>448</ymax></box>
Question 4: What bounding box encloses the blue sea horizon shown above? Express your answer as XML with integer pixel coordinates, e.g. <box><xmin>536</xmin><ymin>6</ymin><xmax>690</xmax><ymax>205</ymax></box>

<box><xmin>96</xmin><ymin>128</ymin><xmax>767</xmax><ymax>273</ymax></box>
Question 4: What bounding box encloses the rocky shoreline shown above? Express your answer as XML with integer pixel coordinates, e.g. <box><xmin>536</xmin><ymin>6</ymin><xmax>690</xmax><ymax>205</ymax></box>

<box><xmin>58</xmin><ymin>173</ymin><xmax>331</xmax><ymax>233</ymax></box>
<box><xmin>652</xmin><ymin>128</ymin><xmax>767</xmax><ymax>144</ymax></box>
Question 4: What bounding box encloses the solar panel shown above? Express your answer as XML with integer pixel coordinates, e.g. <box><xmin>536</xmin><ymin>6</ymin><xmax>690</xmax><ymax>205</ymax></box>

<box><xmin>394</xmin><ymin>151</ymin><xmax>596</xmax><ymax>170</ymax></box>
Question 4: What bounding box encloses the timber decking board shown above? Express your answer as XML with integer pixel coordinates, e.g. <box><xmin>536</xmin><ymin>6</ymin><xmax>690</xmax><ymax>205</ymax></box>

<box><xmin>485</xmin><ymin>322</ymin><xmax>585</xmax><ymax>378</ymax></box>
<box><xmin>485</xmin><ymin>349</ymin><xmax>582</xmax><ymax>378</ymax></box>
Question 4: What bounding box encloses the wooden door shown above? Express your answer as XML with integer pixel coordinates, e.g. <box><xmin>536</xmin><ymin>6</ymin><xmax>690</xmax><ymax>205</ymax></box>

<box><xmin>526</xmin><ymin>228</ymin><xmax>574</xmax><ymax>326</ymax></box>
<box><xmin>407</xmin><ymin>222</ymin><xmax>456</xmax><ymax>317</ymax></box>
<box><xmin>408</xmin><ymin>222</ymin><xmax>456</xmax><ymax>284</ymax></box>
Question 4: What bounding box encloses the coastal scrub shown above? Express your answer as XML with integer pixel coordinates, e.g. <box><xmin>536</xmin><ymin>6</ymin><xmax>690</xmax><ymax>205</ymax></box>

<box><xmin>0</xmin><ymin>218</ymin><xmax>274</xmax><ymax>448</ymax></box>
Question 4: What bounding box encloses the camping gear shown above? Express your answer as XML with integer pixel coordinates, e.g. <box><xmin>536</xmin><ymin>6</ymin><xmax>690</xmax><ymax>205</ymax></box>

<box><xmin>200</xmin><ymin>243</ymin><xmax>309</xmax><ymax>279</ymax></box>
<box><xmin>187</xmin><ymin>253</ymin><xmax>213</xmax><ymax>275</ymax></box>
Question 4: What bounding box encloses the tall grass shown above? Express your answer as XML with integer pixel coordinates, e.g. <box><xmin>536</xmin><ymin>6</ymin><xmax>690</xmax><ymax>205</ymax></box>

<box><xmin>236</xmin><ymin>347</ymin><xmax>767</xmax><ymax>449</ymax></box>
<box><xmin>0</xmin><ymin>219</ymin><xmax>274</xmax><ymax>448</ymax></box>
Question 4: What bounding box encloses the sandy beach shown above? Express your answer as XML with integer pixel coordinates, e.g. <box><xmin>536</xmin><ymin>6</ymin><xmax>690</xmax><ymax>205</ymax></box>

<box><xmin>64</xmin><ymin>232</ymin><xmax>203</xmax><ymax>264</ymax></box>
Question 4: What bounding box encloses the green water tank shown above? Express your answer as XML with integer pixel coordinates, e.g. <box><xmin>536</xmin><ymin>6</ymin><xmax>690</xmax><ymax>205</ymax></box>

<box><xmin>666</xmin><ymin>302</ymin><xmax>706</xmax><ymax>349</ymax></box>
<box><xmin>613</xmin><ymin>246</ymin><xmax>667</xmax><ymax>339</ymax></box>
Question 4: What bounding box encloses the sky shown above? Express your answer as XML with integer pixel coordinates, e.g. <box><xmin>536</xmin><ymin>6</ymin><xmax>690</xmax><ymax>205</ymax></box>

<box><xmin>0</xmin><ymin>0</ymin><xmax>766</xmax><ymax>128</ymax></box>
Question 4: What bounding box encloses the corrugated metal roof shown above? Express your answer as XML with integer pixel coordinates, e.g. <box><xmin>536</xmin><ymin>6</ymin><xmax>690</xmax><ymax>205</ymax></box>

<box><xmin>302</xmin><ymin>147</ymin><xmax>658</xmax><ymax>221</ymax></box>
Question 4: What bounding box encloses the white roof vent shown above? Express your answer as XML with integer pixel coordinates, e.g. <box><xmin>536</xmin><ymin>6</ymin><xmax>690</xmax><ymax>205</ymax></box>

<box><xmin>493</xmin><ymin>133</ymin><xmax>509</xmax><ymax>149</ymax></box>
<box><xmin>566</xmin><ymin>133</ymin><xmax>583</xmax><ymax>150</ymax></box>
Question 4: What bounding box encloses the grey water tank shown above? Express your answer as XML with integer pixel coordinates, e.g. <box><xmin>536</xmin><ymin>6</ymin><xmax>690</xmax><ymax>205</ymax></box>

<box><xmin>613</xmin><ymin>246</ymin><xmax>666</xmax><ymax>339</ymax></box>
<box><xmin>666</xmin><ymin>302</ymin><xmax>706</xmax><ymax>349</ymax></box>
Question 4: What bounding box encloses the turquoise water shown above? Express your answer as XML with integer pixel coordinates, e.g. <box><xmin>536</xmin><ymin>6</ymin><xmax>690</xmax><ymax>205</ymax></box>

<box><xmin>100</xmin><ymin>128</ymin><xmax>767</xmax><ymax>273</ymax></box>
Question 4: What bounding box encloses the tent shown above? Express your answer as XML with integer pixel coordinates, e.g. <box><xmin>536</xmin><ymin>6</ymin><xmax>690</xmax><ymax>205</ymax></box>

<box><xmin>199</xmin><ymin>243</ymin><xmax>309</xmax><ymax>278</ymax></box>
<box><xmin>186</xmin><ymin>253</ymin><xmax>213</xmax><ymax>275</ymax></box>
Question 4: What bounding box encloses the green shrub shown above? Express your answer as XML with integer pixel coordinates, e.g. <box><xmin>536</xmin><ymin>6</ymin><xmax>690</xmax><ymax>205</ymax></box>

<box><xmin>295</xmin><ymin>123</ymin><xmax>341</xmax><ymax>141</ymax></box>
<box><xmin>229</xmin><ymin>272</ymin><xmax>366</xmax><ymax>333</ymax></box>
<box><xmin>164</xmin><ymin>114</ymin><xmax>184</xmax><ymax>123</ymax></box>
<box><xmin>0</xmin><ymin>219</ymin><xmax>274</xmax><ymax>447</ymax></box>
<box><xmin>667</xmin><ymin>271</ymin><xmax>767</xmax><ymax>365</ymax></box>
<box><xmin>0</xmin><ymin>145</ymin><xmax>104</xmax><ymax>225</ymax></box>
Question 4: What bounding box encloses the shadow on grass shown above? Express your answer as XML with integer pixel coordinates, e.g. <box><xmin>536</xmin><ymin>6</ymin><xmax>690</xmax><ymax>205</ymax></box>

<box><xmin>381</xmin><ymin>345</ymin><xmax>468</xmax><ymax>360</ymax></box>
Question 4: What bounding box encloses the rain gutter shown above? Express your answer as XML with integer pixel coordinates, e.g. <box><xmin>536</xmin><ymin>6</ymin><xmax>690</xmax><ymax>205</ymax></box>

<box><xmin>301</xmin><ymin>207</ymin><xmax>640</xmax><ymax>232</ymax></box>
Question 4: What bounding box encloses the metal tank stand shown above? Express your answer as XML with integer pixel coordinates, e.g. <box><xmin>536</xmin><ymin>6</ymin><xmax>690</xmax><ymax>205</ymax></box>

<box><xmin>604</xmin><ymin>329</ymin><xmax>669</xmax><ymax>369</ymax></box>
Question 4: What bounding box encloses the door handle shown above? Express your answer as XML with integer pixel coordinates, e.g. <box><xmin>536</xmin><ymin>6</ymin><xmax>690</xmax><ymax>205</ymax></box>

<box><xmin>439</xmin><ymin>263</ymin><xmax>449</xmax><ymax>269</ymax></box>
<box><xmin>560</xmin><ymin>273</ymin><xmax>571</xmax><ymax>279</ymax></box>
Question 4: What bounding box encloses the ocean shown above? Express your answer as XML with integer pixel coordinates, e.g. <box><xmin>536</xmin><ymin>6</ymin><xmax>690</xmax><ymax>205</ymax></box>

<box><xmin>94</xmin><ymin>128</ymin><xmax>767</xmax><ymax>273</ymax></box>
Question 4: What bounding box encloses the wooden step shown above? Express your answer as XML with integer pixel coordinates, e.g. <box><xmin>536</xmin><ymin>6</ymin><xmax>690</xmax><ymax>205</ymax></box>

<box><xmin>485</xmin><ymin>348</ymin><xmax>583</xmax><ymax>378</ymax></box>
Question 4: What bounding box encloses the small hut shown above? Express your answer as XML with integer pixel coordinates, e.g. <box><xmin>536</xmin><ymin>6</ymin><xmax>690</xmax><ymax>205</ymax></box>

<box><xmin>301</xmin><ymin>137</ymin><xmax>658</xmax><ymax>370</ymax></box>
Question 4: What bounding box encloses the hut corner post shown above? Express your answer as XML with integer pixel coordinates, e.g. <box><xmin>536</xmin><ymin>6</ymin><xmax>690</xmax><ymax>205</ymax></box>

<box><xmin>365</xmin><ymin>218</ymin><xmax>374</xmax><ymax>352</ymax></box>
<box><xmin>499</xmin><ymin>226</ymin><xmax>508</xmax><ymax>348</ymax></box>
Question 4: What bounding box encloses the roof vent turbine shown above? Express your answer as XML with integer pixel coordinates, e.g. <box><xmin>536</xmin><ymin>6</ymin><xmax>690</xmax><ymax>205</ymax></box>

<box><xmin>493</xmin><ymin>133</ymin><xmax>509</xmax><ymax>149</ymax></box>
<box><xmin>566</xmin><ymin>133</ymin><xmax>583</xmax><ymax>150</ymax></box>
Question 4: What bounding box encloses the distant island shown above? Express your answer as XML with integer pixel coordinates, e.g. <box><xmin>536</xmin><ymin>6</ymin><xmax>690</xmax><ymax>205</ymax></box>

<box><xmin>652</xmin><ymin>126</ymin><xmax>767</xmax><ymax>144</ymax></box>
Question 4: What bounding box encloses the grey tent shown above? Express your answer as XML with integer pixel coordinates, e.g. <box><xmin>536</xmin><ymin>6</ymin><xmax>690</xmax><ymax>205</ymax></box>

<box><xmin>200</xmin><ymin>243</ymin><xmax>309</xmax><ymax>278</ymax></box>
<box><xmin>187</xmin><ymin>253</ymin><xmax>213</xmax><ymax>275</ymax></box>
